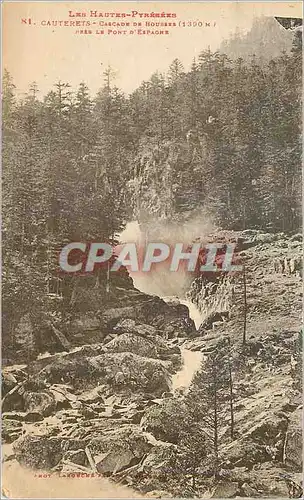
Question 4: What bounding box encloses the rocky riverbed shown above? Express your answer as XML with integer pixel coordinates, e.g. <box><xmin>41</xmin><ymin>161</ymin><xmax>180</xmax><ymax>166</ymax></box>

<box><xmin>1</xmin><ymin>230</ymin><xmax>302</xmax><ymax>498</ymax></box>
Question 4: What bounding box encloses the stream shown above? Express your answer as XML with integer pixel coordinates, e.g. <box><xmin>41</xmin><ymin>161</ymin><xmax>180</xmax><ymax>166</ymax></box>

<box><xmin>119</xmin><ymin>220</ymin><xmax>205</xmax><ymax>393</ymax></box>
<box><xmin>2</xmin><ymin>222</ymin><xmax>205</xmax><ymax>498</ymax></box>
<box><xmin>162</xmin><ymin>298</ymin><xmax>204</xmax><ymax>392</ymax></box>
<box><xmin>3</xmin><ymin>339</ymin><xmax>204</xmax><ymax>499</ymax></box>
<box><xmin>172</xmin><ymin>348</ymin><xmax>204</xmax><ymax>392</ymax></box>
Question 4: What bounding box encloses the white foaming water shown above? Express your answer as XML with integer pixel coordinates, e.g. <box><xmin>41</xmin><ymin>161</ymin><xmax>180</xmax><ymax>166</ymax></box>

<box><xmin>179</xmin><ymin>299</ymin><xmax>203</xmax><ymax>329</ymax></box>
<box><xmin>119</xmin><ymin>220</ymin><xmax>205</xmax><ymax>326</ymax></box>
<box><xmin>119</xmin><ymin>222</ymin><xmax>205</xmax><ymax>393</ymax></box>
<box><xmin>172</xmin><ymin>348</ymin><xmax>204</xmax><ymax>392</ymax></box>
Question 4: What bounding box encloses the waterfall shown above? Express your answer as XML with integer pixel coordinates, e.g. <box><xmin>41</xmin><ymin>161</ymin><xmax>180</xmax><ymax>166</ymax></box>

<box><xmin>119</xmin><ymin>220</ymin><xmax>205</xmax><ymax>339</ymax></box>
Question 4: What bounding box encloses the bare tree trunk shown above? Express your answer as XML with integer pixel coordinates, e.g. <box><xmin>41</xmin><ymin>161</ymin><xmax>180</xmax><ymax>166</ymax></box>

<box><xmin>242</xmin><ymin>264</ymin><xmax>247</xmax><ymax>344</ymax></box>
<box><xmin>213</xmin><ymin>363</ymin><xmax>219</xmax><ymax>478</ymax></box>
<box><xmin>227</xmin><ymin>337</ymin><xmax>235</xmax><ymax>439</ymax></box>
<box><xmin>282</xmin><ymin>428</ymin><xmax>288</xmax><ymax>464</ymax></box>
<box><xmin>106</xmin><ymin>260</ymin><xmax>110</xmax><ymax>294</ymax></box>
<box><xmin>192</xmin><ymin>472</ymin><xmax>196</xmax><ymax>490</ymax></box>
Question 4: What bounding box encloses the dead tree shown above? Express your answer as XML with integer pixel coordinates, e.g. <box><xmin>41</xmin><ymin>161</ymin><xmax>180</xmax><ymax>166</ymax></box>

<box><xmin>242</xmin><ymin>264</ymin><xmax>247</xmax><ymax>344</ymax></box>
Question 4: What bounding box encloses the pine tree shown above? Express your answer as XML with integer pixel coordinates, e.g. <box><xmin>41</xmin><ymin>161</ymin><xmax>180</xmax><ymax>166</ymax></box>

<box><xmin>186</xmin><ymin>339</ymin><xmax>234</xmax><ymax>477</ymax></box>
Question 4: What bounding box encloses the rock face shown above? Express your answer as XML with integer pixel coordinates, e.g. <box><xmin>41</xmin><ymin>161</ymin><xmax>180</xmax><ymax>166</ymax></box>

<box><xmin>188</xmin><ymin>275</ymin><xmax>234</xmax><ymax>333</ymax></box>
<box><xmin>188</xmin><ymin>230</ymin><xmax>302</xmax><ymax>335</ymax></box>
<box><xmin>2</xmin><ymin>371</ymin><xmax>18</xmax><ymax>395</ymax></box>
<box><xmin>285</xmin><ymin>407</ymin><xmax>302</xmax><ymax>470</ymax></box>
<box><xmin>12</xmin><ymin>314</ymin><xmax>37</xmax><ymax>360</ymax></box>
<box><xmin>5</xmin><ymin>262</ymin><xmax>196</xmax><ymax>364</ymax></box>
<box><xmin>2</xmin><ymin>419</ymin><xmax>23</xmax><ymax>443</ymax></box>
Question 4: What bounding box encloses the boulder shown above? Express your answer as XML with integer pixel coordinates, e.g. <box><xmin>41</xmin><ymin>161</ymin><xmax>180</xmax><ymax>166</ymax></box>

<box><xmin>162</xmin><ymin>318</ymin><xmax>196</xmax><ymax>339</ymax></box>
<box><xmin>290</xmin><ymin>233</ymin><xmax>302</xmax><ymax>242</ymax></box>
<box><xmin>36</xmin><ymin>356</ymin><xmax>93</xmax><ymax>388</ymax></box>
<box><xmin>240</xmin><ymin>411</ymin><xmax>288</xmax><ymax>460</ymax></box>
<box><xmin>69</xmin><ymin>314</ymin><xmax>101</xmax><ymax>335</ymax></box>
<box><xmin>239</xmin><ymin>231</ymin><xmax>279</xmax><ymax>248</ymax></box>
<box><xmin>141</xmin><ymin>443</ymin><xmax>176</xmax><ymax>471</ymax></box>
<box><xmin>211</xmin><ymin>481</ymin><xmax>239</xmax><ymax>498</ymax></box>
<box><xmin>96</xmin><ymin>449</ymin><xmax>137</xmax><ymax>474</ymax></box>
<box><xmin>76</xmin><ymin>386</ymin><xmax>104</xmax><ymax>404</ymax></box>
<box><xmin>49</xmin><ymin>384</ymin><xmax>77</xmax><ymax>409</ymax></box>
<box><xmin>24</xmin><ymin>412</ymin><xmax>44</xmax><ymax>422</ymax></box>
<box><xmin>141</xmin><ymin>399</ymin><xmax>188</xmax><ymax>443</ymax></box>
<box><xmin>113</xmin><ymin>319</ymin><xmax>158</xmax><ymax>337</ymax></box>
<box><xmin>1</xmin><ymin>380</ymin><xmax>25</xmax><ymax>413</ymax></box>
<box><xmin>111</xmin><ymin>325</ymin><xmax>180</xmax><ymax>362</ymax></box>
<box><xmin>28</xmin><ymin>345</ymin><xmax>98</xmax><ymax>376</ymax></box>
<box><xmin>240</xmin><ymin>482</ymin><xmax>259</xmax><ymax>497</ymax></box>
<box><xmin>89</xmin><ymin>425</ymin><xmax>152</xmax><ymax>470</ymax></box>
<box><xmin>146</xmin><ymin>491</ymin><xmax>173</xmax><ymax>498</ymax></box>
<box><xmin>105</xmin><ymin>333</ymin><xmax>158</xmax><ymax>358</ymax></box>
<box><xmin>29</xmin><ymin>344</ymin><xmax>103</xmax><ymax>376</ymax></box>
<box><xmin>127</xmin><ymin>297</ymin><xmax>196</xmax><ymax>337</ymax></box>
<box><xmin>2</xmin><ymin>412</ymin><xmax>27</xmax><ymax>422</ymax></box>
<box><xmin>3</xmin><ymin>411</ymin><xmax>44</xmax><ymax>423</ymax></box>
<box><xmin>23</xmin><ymin>391</ymin><xmax>56</xmax><ymax>417</ymax></box>
<box><xmin>2</xmin><ymin>371</ymin><xmax>17</xmax><ymax>395</ymax></box>
<box><xmin>68</xmin><ymin>314</ymin><xmax>108</xmax><ymax>346</ymax></box>
<box><xmin>113</xmin><ymin>318</ymin><xmax>138</xmax><ymax>333</ymax></box>
<box><xmin>89</xmin><ymin>352</ymin><xmax>172</xmax><ymax>395</ymax></box>
<box><xmin>153</xmin><ymin>336</ymin><xmax>180</xmax><ymax>358</ymax></box>
<box><xmin>13</xmin><ymin>434</ymin><xmax>88</xmax><ymax>470</ymax></box>
<box><xmin>36</xmin><ymin>351</ymin><xmax>171</xmax><ymax>395</ymax></box>
<box><xmin>13</xmin><ymin>435</ymin><xmax>63</xmax><ymax>469</ymax></box>
<box><xmin>63</xmin><ymin>449</ymin><xmax>88</xmax><ymax>467</ymax></box>
<box><xmin>249</xmin><ymin>465</ymin><xmax>298</xmax><ymax>498</ymax></box>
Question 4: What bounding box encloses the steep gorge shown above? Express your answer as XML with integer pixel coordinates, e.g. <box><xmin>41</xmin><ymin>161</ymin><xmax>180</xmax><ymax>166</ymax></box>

<box><xmin>2</xmin><ymin>16</ymin><xmax>302</xmax><ymax>497</ymax></box>
<box><xmin>3</xmin><ymin>210</ymin><xmax>302</xmax><ymax>498</ymax></box>
<box><xmin>3</xmin><ymin>134</ymin><xmax>303</xmax><ymax>495</ymax></box>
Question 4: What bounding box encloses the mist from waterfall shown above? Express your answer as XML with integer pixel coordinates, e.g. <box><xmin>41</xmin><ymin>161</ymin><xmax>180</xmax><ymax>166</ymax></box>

<box><xmin>119</xmin><ymin>218</ymin><xmax>214</xmax><ymax>328</ymax></box>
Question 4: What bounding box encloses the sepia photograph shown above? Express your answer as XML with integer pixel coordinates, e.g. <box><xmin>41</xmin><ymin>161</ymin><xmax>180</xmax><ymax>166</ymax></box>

<box><xmin>2</xmin><ymin>2</ymin><xmax>303</xmax><ymax>498</ymax></box>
